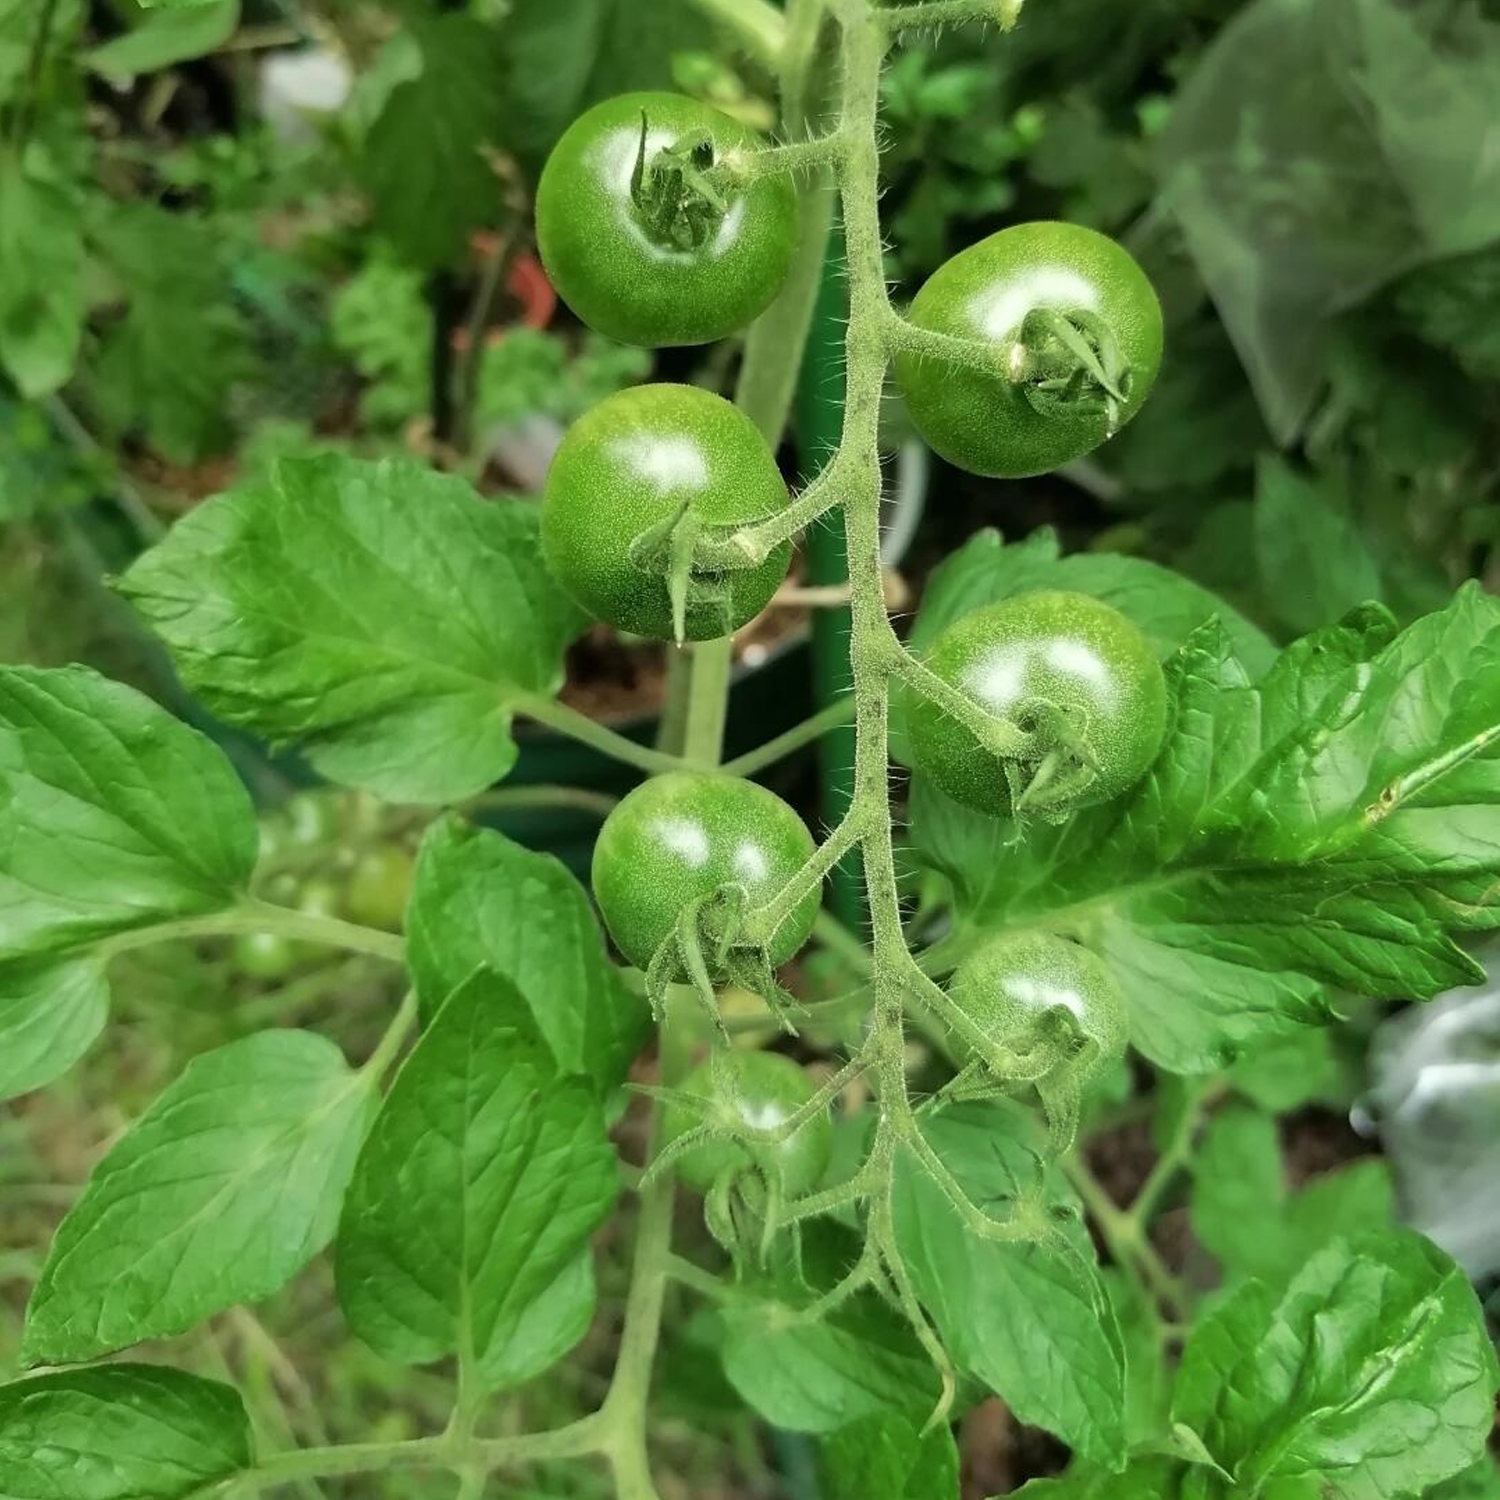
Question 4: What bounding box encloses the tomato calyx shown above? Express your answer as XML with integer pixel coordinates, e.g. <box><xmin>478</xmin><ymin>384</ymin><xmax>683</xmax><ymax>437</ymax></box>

<box><xmin>627</xmin><ymin>500</ymin><xmax>764</xmax><ymax>645</ymax></box>
<box><xmin>995</xmin><ymin>694</ymin><xmax>1102</xmax><ymax>822</ymax></box>
<box><xmin>630</xmin><ymin>111</ymin><xmax>733</xmax><ymax>252</ymax></box>
<box><xmin>1013</xmin><ymin>306</ymin><xmax>1132</xmax><ymax>437</ymax></box>
<box><xmin>642</xmin><ymin>882</ymin><xmax>804</xmax><ymax>1034</ymax></box>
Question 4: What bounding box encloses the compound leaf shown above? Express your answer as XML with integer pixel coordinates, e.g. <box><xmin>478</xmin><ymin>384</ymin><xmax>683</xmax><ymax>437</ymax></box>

<box><xmin>1173</xmin><ymin>1230</ymin><xmax>1499</xmax><ymax>1498</ymax></box>
<box><xmin>336</xmin><ymin>969</ymin><xmax>618</xmax><ymax>1389</ymax></box>
<box><xmin>0</xmin><ymin>1365</ymin><xmax>251</xmax><ymax>1500</ymax></box>
<box><xmin>407</xmin><ymin>816</ymin><xmax>647</xmax><ymax>1089</ymax></box>
<box><xmin>23</xmin><ymin>1031</ymin><xmax>374</xmax><ymax>1363</ymax></box>
<box><xmin>892</xmin><ymin>1103</ymin><xmax>1126</xmax><ymax>1466</ymax></box>
<box><xmin>818</xmin><ymin>1413</ymin><xmax>960</xmax><ymax>1500</ymax></box>
<box><xmin>117</xmin><ymin>455</ymin><xmax>588</xmax><ymax>804</ymax></box>
<box><xmin>0</xmin><ymin>665</ymin><xmax>256</xmax><ymax>962</ymax></box>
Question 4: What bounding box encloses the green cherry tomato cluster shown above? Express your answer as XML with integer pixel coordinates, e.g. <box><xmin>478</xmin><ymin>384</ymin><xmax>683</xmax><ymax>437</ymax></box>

<box><xmin>661</xmin><ymin>1050</ymin><xmax>833</xmax><ymax>1198</ymax></box>
<box><xmin>895</xmin><ymin>222</ymin><xmax>1164</xmax><ymax>478</ymax></box>
<box><xmin>908</xmin><ymin>589</ymin><xmax>1169</xmax><ymax>820</ymax></box>
<box><xmin>535</xmin><ymin>91</ymin><xmax>1169</xmax><ymax>1189</ymax></box>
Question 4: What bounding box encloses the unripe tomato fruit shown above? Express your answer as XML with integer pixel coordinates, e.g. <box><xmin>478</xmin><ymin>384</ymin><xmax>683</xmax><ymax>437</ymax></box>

<box><xmin>894</xmin><ymin>222</ymin><xmax>1162</xmax><ymax>478</ymax></box>
<box><xmin>345</xmin><ymin>846</ymin><xmax>415</xmax><ymax>931</ymax></box>
<box><xmin>661</xmin><ymin>1050</ymin><xmax>833</xmax><ymax>1196</ymax></box>
<box><xmin>535</xmin><ymin>92</ymin><xmax>798</xmax><ymax>347</ymax></box>
<box><xmin>543</xmin><ymin>384</ymin><xmax>791</xmax><ymax>641</ymax></box>
<box><xmin>909</xmin><ymin>590</ymin><xmax>1168</xmax><ymax>817</ymax></box>
<box><xmin>591</xmin><ymin>772</ymin><xmax>819</xmax><ymax>972</ymax></box>
<box><xmin>951</xmin><ymin>931</ymin><xmax>1126</xmax><ymax>1080</ymax></box>
<box><xmin>232</xmin><ymin>932</ymin><xmax>298</xmax><ymax>980</ymax></box>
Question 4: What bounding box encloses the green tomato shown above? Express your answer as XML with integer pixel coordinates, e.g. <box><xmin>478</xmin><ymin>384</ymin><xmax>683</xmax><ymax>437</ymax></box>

<box><xmin>536</xmin><ymin>92</ymin><xmax>798</xmax><ymax>347</ymax></box>
<box><xmin>232</xmin><ymin>932</ymin><xmax>299</xmax><ymax>980</ymax></box>
<box><xmin>908</xmin><ymin>589</ymin><xmax>1168</xmax><ymax>817</ymax></box>
<box><xmin>345</xmin><ymin>846</ymin><xmax>415</xmax><ymax>931</ymax></box>
<box><xmin>661</xmin><ymin>1050</ymin><xmax>833</xmax><ymax>1196</ymax></box>
<box><xmin>591</xmin><ymin>771</ymin><xmax>818</xmax><ymax>972</ymax></box>
<box><xmin>297</xmin><ymin>876</ymin><xmax>344</xmax><ymax>922</ymax></box>
<box><xmin>894</xmin><ymin>222</ymin><xmax>1163</xmax><ymax>478</ymax></box>
<box><xmin>543</xmin><ymin>383</ymin><xmax>791</xmax><ymax>641</ymax></box>
<box><xmin>283</xmin><ymin>791</ymin><xmax>342</xmax><ymax>848</ymax></box>
<box><xmin>951</xmin><ymin>932</ymin><xmax>1126</xmax><ymax>1081</ymax></box>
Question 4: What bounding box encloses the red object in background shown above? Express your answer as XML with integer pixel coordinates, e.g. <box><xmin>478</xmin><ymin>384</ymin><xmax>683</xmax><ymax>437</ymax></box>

<box><xmin>451</xmin><ymin>239</ymin><xmax>557</xmax><ymax>353</ymax></box>
<box><xmin>509</xmin><ymin>254</ymin><xmax>556</xmax><ymax>329</ymax></box>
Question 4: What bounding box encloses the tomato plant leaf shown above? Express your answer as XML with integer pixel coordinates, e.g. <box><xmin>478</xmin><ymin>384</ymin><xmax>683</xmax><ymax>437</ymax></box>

<box><xmin>817</xmin><ymin>1413</ymin><xmax>960</xmax><ymax>1500</ymax></box>
<box><xmin>915</xmin><ymin>586</ymin><xmax>1500</xmax><ymax>1071</ymax></box>
<box><xmin>0</xmin><ymin>155</ymin><xmax>84</xmax><ymax>398</ymax></box>
<box><xmin>495</xmin><ymin>0</ymin><xmax>716</xmax><ymax>169</ymax></box>
<box><xmin>1101</xmin><ymin>1267</ymin><xmax>1171</xmax><ymax>1447</ymax></box>
<box><xmin>359</xmin><ymin>15</ymin><xmax>505</xmax><ymax>270</ymax></box>
<box><xmin>0</xmin><ymin>665</ymin><xmax>256</xmax><ymax>962</ymax></box>
<box><xmin>84</xmin><ymin>0</ymin><xmax>239</xmax><ymax>80</ymax></box>
<box><xmin>0</xmin><ymin>1365</ymin><xmax>252</xmax><ymax>1499</ymax></box>
<box><xmin>1172</xmin><ymin>1230</ymin><xmax>1499</xmax><ymax>1498</ymax></box>
<box><xmin>1430</xmin><ymin>1461</ymin><xmax>1500</xmax><ymax>1500</ymax></box>
<box><xmin>21</xmin><ymin>1031</ymin><xmax>375</xmax><ymax>1364</ymax></box>
<box><xmin>1191</xmin><ymin>1103</ymin><xmax>1394</xmax><ymax>1286</ymax></box>
<box><xmin>408</xmin><ymin>815</ymin><xmax>648</xmax><ymax>1088</ymax></box>
<box><xmin>335</xmin><ymin>969</ymin><xmax>618</xmax><ymax>1390</ymax></box>
<box><xmin>88</xmin><ymin>202</ymin><xmax>257</xmax><ymax>463</ymax></box>
<box><xmin>1252</xmin><ymin>457</ymin><xmax>1385</xmax><ymax>635</ymax></box>
<box><xmin>718</xmin><ymin>1293</ymin><xmax>941</xmax><ymax>1434</ymax></box>
<box><xmin>116</xmin><ymin>455</ymin><xmax>589</xmax><ymax>804</ymax></box>
<box><xmin>1010</xmin><ymin>1459</ymin><xmax>1188</xmax><ymax>1498</ymax></box>
<box><xmin>892</xmin><ymin>1103</ymin><xmax>1127</xmax><ymax>1466</ymax></box>
<box><xmin>0</xmin><ymin>956</ymin><xmax>108</xmax><ymax>1102</ymax></box>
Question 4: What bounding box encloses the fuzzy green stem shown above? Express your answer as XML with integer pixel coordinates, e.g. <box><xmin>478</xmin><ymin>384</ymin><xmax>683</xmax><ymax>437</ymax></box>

<box><xmin>1128</xmin><ymin>1079</ymin><xmax>1225</xmax><ymax>1229</ymax></box>
<box><xmin>360</xmin><ymin>992</ymin><xmax>419</xmax><ymax>1081</ymax></box>
<box><xmin>698</xmin><ymin>456</ymin><xmax>853</xmax><ymax>569</ymax></box>
<box><xmin>99</xmin><ymin>901</ymin><xmax>407</xmax><ymax>966</ymax></box>
<box><xmin>682</xmin><ymin>0</ymin><xmax>788</xmax><ymax>67</ymax></box>
<box><xmin>886</xmin><ymin>642</ymin><xmax>1038</xmax><ymax>760</ymax></box>
<box><xmin>1064</xmin><ymin>1155</ymin><xmax>1190</xmax><ymax>1323</ymax></box>
<box><xmin>719</xmin><ymin>697</ymin><xmax>856</xmax><ymax>776</ymax></box>
<box><xmin>878</xmin><ymin>0</ymin><xmax>1023</xmax><ymax>34</ymax></box>
<box><xmin>519</xmin><ymin>694</ymin><xmax>687</xmax><ymax>775</ymax></box>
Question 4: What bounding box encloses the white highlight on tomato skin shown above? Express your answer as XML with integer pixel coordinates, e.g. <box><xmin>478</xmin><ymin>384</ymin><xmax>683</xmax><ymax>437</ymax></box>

<box><xmin>1004</xmin><ymin>974</ymin><xmax>1088</xmax><ymax>1025</ymax></box>
<box><xmin>966</xmin><ymin>265</ymin><xmax>1100</xmax><ymax>342</ymax></box>
<box><xmin>730</xmin><ymin>841</ymin><xmax>770</xmax><ymax>885</ymax></box>
<box><xmin>963</xmin><ymin>638</ymin><xmax>1117</xmax><ymax>713</ymax></box>
<box><xmin>743</xmin><ymin>1100</ymin><xmax>790</xmax><ymax>1131</ymax></box>
<box><xmin>653</xmin><ymin>817</ymin><xmax>711</xmax><ymax>868</ymax></box>
<box><xmin>610</xmin><ymin>433</ymin><xmax>708</xmax><ymax>494</ymax></box>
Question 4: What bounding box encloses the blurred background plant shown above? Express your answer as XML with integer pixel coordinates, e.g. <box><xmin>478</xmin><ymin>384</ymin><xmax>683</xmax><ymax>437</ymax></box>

<box><xmin>2</xmin><ymin>0</ymin><xmax>1499</xmax><ymax>1494</ymax></box>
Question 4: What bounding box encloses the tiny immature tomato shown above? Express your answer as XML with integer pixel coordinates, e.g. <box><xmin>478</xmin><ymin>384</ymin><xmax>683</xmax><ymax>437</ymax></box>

<box><xmin>232</xmin><ymin>932</ymin><xmax>299</xmax><ymax>980</ymax></box>
<box><xmin>951</xmin><ymin>931</ymin><xmax>1126</xmax><ymax>1083</ymax></box>
<box><xmin>908</xmin><ymin>589</ymin><xmax>1168</xmax><ymax>818</ymax></box>
<box><xmin>661</xmin><ymin>1050</ymin><xmax>833</xmax><ymax>1196</ymax></box>
<box><xmin>536</xmin><ymin>92</ymin><xmax>798</xmax><ymax>348</ymax></box>
<box><xmin>591</xmin><ymin>771</ymin><xmax>819</xmax><ymax>973</ymax></box>
<box><xmin>894</xmin><ymin>222</ymin><xmax>1163</xmax><ymax>478</ymax></box>
<box><xmin>344</xmin><ymin>845</ymin><xmax>415</xmax><ymax>931</ymax></box>
<box><xmin>543</xmin><ymin>383</ymin><xmax>791</xmax><ymax>641</ymax></box>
